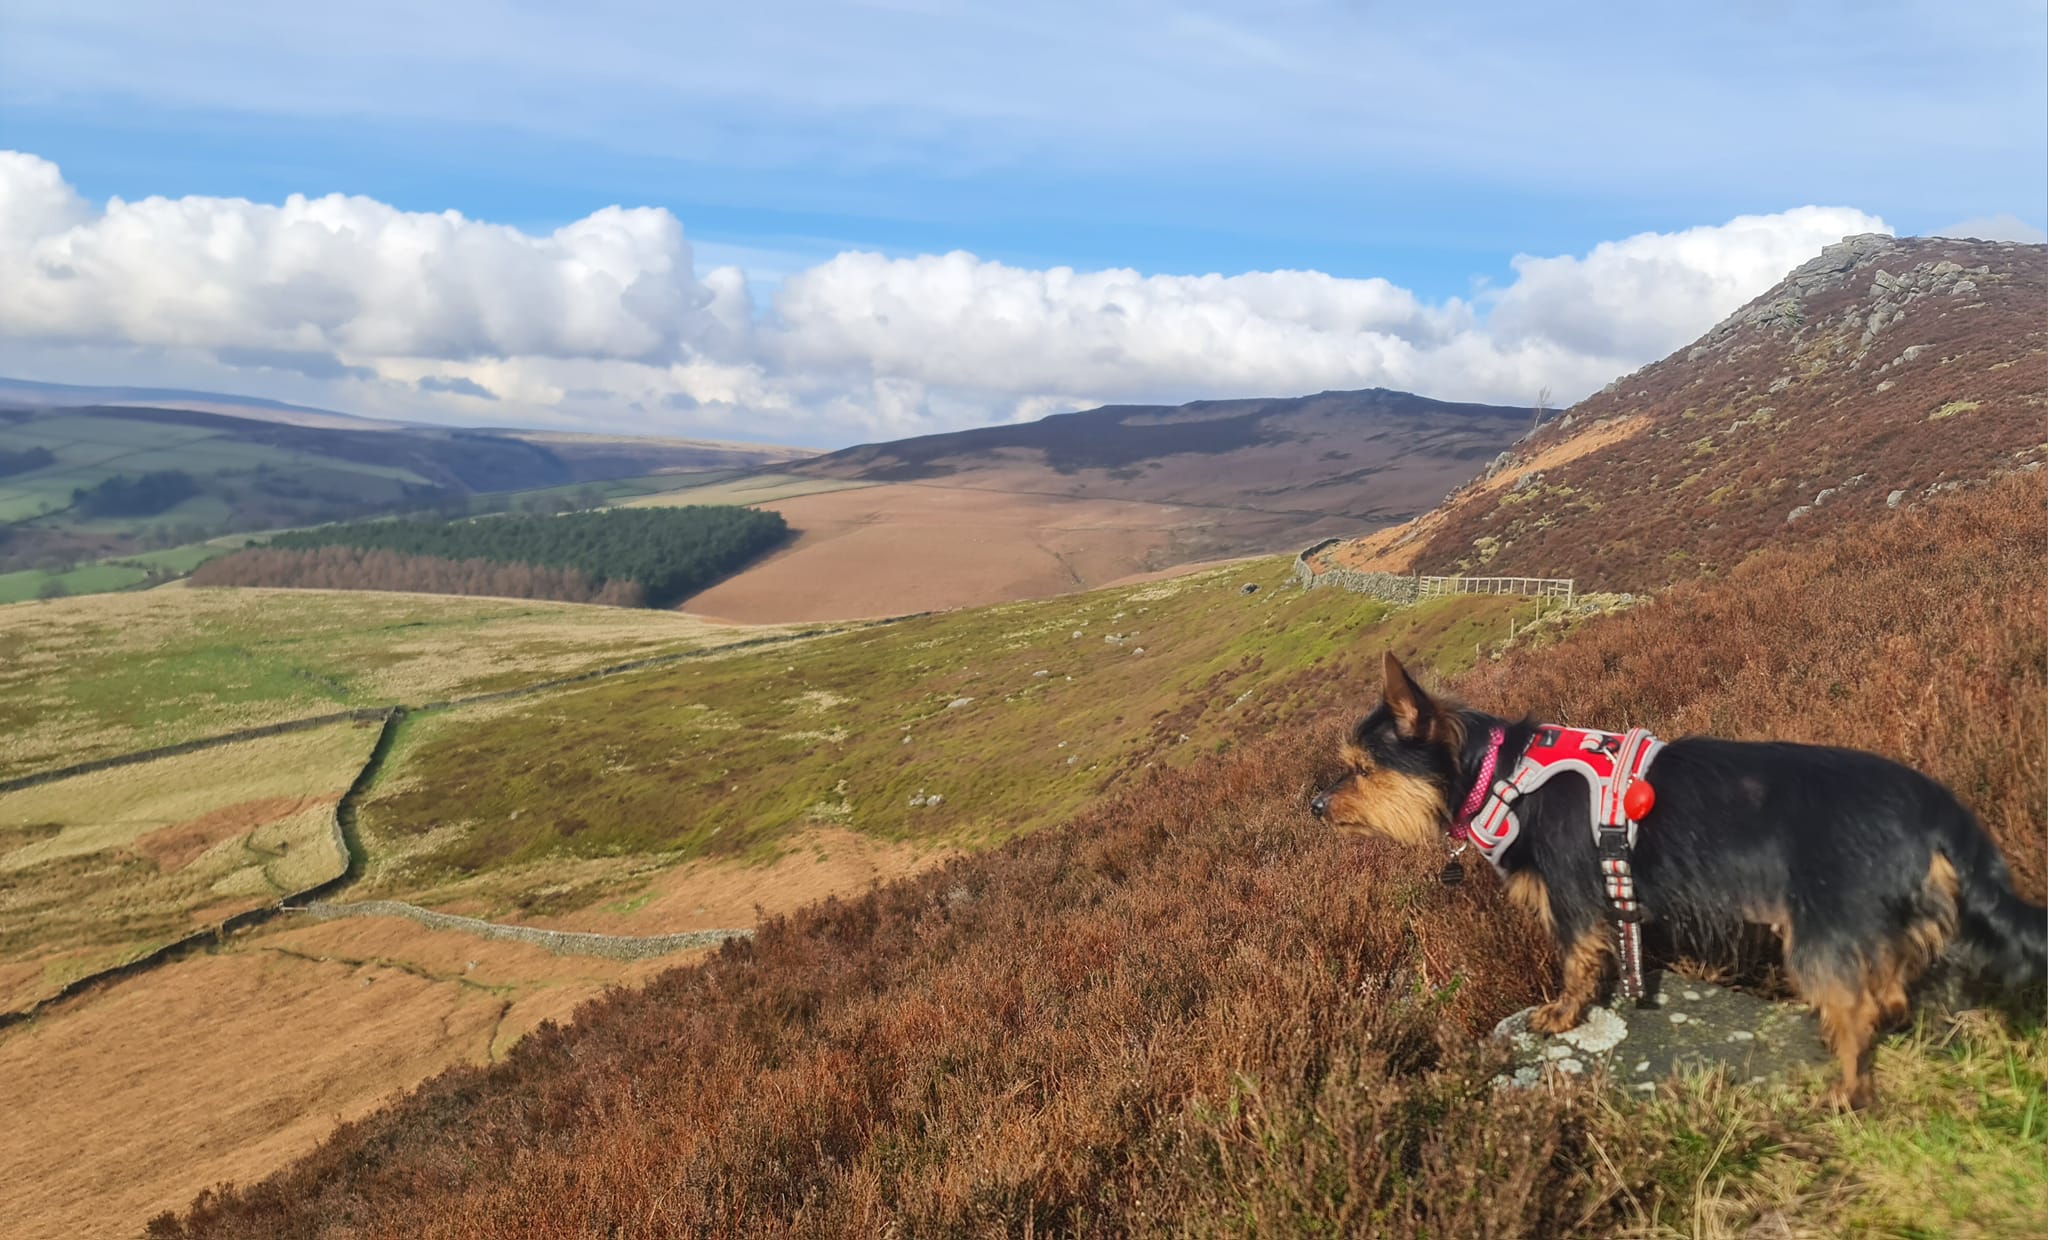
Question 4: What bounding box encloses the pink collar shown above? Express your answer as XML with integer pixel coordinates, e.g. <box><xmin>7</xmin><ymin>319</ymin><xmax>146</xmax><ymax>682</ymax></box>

<box><xmin>1448</xmin><ymin>726</ymin><xmax>1506</xmax><ymax>841</ymax></box>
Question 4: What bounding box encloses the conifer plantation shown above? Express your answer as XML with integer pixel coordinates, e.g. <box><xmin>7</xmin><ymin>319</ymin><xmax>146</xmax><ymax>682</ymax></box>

<box><xmin>192</xmin><ymin>506</ymin><xmax>788</xmax><ymax>608</ymax></box>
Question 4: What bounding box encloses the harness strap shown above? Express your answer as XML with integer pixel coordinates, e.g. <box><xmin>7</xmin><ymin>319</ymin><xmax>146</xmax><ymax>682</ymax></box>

<box><xmin>1600</xmin><ymin>728</ymin><xmax>1660</xmax><ymax>1003</ymax></box>
<box><xmin>1455</xmin><ymin>722</ymin><xmax>1663</xmax><ymax>1005</ymax></box>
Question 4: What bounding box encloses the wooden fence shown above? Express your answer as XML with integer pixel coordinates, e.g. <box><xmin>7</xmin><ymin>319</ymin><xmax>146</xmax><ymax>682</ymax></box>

<box><xmin>1414</xmin><ymin>575</ymin><xmax>1575</xmax><ymax>603</ymax></box>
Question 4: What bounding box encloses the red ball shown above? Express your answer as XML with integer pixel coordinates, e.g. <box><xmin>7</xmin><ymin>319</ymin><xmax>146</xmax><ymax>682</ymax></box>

<box><xmin>1623</xmin><ymin>780</ymin><xmax>1656</xmax><ymax>820</ymax></box>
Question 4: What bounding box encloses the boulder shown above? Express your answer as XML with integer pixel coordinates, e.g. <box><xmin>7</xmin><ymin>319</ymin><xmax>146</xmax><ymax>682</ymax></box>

<box><xmin>1492</xmin><ymin>972</ymin><xmax>1832</xmax><ymax>1094</ymax></box>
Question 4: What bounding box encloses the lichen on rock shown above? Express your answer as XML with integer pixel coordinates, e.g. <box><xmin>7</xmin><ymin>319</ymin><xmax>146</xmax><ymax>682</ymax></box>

<box><xmin>1491</xmin><ymin>972</ymin><xmax>1832</xmax><ymax>1093</ymax></box>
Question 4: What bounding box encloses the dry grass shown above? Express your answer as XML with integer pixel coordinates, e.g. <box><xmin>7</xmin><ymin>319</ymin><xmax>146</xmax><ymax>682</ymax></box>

<box><xmin>620</xmin><ymin>472</ymin><xmax>873</xmax><ymax>509</ymax></box>
<box><xmin>0</xmin><ymin>721</ymin><xmax>381</xmax><ymax>1012</ymax></box>
<box><xmin>1328</xmin><ymin>414</ymin><xmax>1651</xmax><ymax>574</ymax></box>
<box><xmin>0</xmin><ymin>914</ymin><xmax>681</xmax><ymax>1240</ymax></box>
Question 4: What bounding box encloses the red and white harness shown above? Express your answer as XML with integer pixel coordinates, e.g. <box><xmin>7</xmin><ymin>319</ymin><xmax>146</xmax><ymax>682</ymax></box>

<box><xmin>1450</xmin><ymin>724</ymin><xmax>1665</xmax><ymax>1002</ymax></box>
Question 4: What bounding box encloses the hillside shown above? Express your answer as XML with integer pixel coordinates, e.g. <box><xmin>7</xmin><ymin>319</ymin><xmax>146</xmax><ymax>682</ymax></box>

<box><xmin>151</xmin><ymin>469</ymin><xmax>2048</xmax><ymax>1239</ymax></box>
<box><xmin>682</xmin><ymin>389</ymin><xmax>1531</xmax><ymax>621</ymax></box>
<box><xmin>1322</xmin><ymin>235</ymin><xmax>2047</xmax><ymax>591</ymax></box>
<box><xmin>3</xmin><ymin>556</ymin><xmax>1525</xmax><ymax>1238</ymax></box>
<box><xmin>0</xmin><ymin>403</ymin><xmax>807</xmax><ymax>589</ymax></box>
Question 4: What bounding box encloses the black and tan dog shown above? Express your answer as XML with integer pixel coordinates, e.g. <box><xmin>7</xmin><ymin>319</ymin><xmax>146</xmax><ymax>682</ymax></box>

<box><xmin>1311</xmin><ymin>652</ymin><xmax>2046</xmax><ymax>1107</ymax></box>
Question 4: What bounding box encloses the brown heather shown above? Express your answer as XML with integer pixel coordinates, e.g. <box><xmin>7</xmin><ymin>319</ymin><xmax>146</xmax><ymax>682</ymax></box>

<box><xmin>1398</xmin><ymin>236</ymin><xmax>2048</xmax><ymax>592</ymax></box>
<box><xmin>155</xmin><ymin>473</ymin><xmax>2047</xmax><ymax>1238</ymax></box>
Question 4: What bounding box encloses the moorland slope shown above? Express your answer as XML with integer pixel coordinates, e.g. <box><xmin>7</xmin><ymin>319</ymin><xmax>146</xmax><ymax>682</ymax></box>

<box><xmin>1325</xmin><ymin>235</ymin><xmax>2047</xmax><ymax>590</ymax></box>
<box><xmin>155</xmin><ymin>468</ymin><xmax>2048</xmax><ymax>1240</ymax></box>
<box><xmin>4</xmin><ymin>553</ymin><xmax>1528</xmax><ymax>1238</ymax></box>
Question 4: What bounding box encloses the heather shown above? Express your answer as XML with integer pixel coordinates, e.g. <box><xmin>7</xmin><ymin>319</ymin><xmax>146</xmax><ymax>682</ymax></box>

<box><xmin>1406</xmin><ymin>236</ymin><xmax>2048</xmax><ymax>591</ymax></box>
<box><xmin>155</xmin><ymin>472</ymin><xmax>2048</xmax><ymax>1237</ymax></box>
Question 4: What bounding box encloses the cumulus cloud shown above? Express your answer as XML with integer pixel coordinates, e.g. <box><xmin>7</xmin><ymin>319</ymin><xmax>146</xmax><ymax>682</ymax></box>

<box><xmin>0</xmin><ymin>150</ymin><xmax>744</xmax><ymax>366</ymax></box>
<box><xmin>1487</xmin><ymin>207</ymin><xmax>1890</xmax><ymax>360</ymax></box>
<box><xmin>0</xmin><ymin>150</ymin><xmax>1893</xmax><ymax>444</ymax></box>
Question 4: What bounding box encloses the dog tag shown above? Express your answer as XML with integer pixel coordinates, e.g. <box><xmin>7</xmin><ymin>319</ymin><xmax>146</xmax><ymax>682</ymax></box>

<box><xmin>1439</xmin><ymin>859</ymin><xmax>1466</xmax><ymax>887</ymax></box>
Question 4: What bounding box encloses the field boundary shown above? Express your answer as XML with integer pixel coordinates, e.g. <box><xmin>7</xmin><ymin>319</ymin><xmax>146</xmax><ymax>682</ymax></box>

<box><xmin>0</xmin><ymin>707</ymin><xmax>400</xmax><ymax>1030</ymax></box>
<box><xmin>0</xmin><ymin>707</ymin><xmax>393</xmax><ymax>796</ymax></box>
<box><xmin>0</xmin><ymin>619</ymin><xmax>873</xmax><ymax>1024</ymax></box>
<box><xmin>1291</xmin><ymin>539</ymin><xmax>1573</xmax><ymax>605</ymax></box>
<box><xmin>0</xmin><ymin>624</ymin><xmax>854</xmax><ymax>794</ymax></box>
<box><xmin>291</xmin><ymin>900</ymin><xmax>751</xmax><ymax>960</ymax></box>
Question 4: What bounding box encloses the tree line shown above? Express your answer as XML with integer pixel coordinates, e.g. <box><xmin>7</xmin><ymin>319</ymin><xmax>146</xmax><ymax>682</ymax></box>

<box><xmin>0</xmin><ymin>446</ymin><xmax>56</xmax><ymax>478</ymax></box>
<box><xmin>191</xmin><ymin>545</ymin><xmax>646</xmax><ymax>605</ymax></box>
<box><xmin>72</xmin><ymin>470</ymin><xmax>201</xmax><ymax>517</ymax></box>
<box><xmin>204</xmin><ymin>504</ymin><xmax>789</xmax><ymax>607</ymax></box>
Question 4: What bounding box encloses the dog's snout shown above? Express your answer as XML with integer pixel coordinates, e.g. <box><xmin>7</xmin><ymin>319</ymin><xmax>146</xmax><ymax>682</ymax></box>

<box><xmin>1309</xmin><ymin>793</ymin><xmax>1329</xmax><ymax>819</ymax></box>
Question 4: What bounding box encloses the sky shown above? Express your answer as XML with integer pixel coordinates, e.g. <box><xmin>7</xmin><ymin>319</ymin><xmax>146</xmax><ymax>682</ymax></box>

<box><xmin>1</xmin><ymin>1</ymin><xmax>2043</xmax><ymax>448</ymax></box>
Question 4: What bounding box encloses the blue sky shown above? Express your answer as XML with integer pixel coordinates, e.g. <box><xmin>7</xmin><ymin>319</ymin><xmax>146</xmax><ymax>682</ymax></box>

<box><xmin>1</xmin><ymin>1</ymin><xmax>2043</xmax><ymax>444</ymax></box>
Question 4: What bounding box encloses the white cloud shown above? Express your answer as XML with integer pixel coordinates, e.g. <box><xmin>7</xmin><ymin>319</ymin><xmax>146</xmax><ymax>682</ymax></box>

<box><xmin>0</xmin><ymin>151</ymin><xmax>745</xmax><ymax>366</ymax></box>
<box><xmin>1932</xmin><ymin>213</ymin><xmax>2047</xmax><ymax>244</ymax></box>
<box><xmin>0</xmin><ymin>150</ymin><xmax>1895</xmax><ymax>444</ymax></box>
<box><xmin>1487</xmin><ymin>207</ymin><xmax>1892</xmax><ymax>360</ymax></box>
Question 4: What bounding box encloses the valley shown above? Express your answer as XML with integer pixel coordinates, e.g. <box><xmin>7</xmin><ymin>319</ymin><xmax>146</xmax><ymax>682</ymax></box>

<box><xmin>0</xmin><ymin>546</ymin><xmax>1535</xmax><ymax>1238</ymax></box>
<box><xmin>3</xmin><ymin>236</ymin><xmax>2044</xmax><ymax>1240</ymax></box>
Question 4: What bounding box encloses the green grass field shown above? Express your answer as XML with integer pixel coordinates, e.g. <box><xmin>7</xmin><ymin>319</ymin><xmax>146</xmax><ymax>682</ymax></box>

<box><xmin>0</xmin><ymin>561</ymin><xmax>151</xmax><ymax>604</ymax></box>
<box><xmin>352</xmin><ymin>558</ymin><xmax>1530</xmax><ymax>914</ymax></box>
<box><xmin>0</xmin><ymin>587</ymin><xmax>815</xmax><ymax>780</ymax></box>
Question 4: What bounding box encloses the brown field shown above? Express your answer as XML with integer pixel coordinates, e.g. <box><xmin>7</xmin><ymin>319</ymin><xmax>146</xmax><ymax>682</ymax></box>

<box><xmin>620</xmin><ymin>471</ymin><xmax>872</xmax><ymax>509</ymax></box>
<box><xmin>0</xmin><ymin>828</ymin><xmax>950</xmax><ymax>1240</ymax></box>
<box><xmin>0</xmin><ymin>914</ymin><xmax>676</xmax><ymax>1240</ymax></box>
<box><xmin>458</xmin><ymin>827</ymin><xmax>950</xmax><ymax>936</ymax></box>
<box><xmin>680</xmin><ymin>480</ymin><xmax>1296</xmax><ymax>623</ymax></box>
<box><xmin>0</xmin><ymin>722</ymin><xmax>382</xmax><ymax>1013</ymax></box>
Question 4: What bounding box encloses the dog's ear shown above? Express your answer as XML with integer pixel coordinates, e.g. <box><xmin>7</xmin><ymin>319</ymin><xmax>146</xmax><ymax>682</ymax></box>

<box><xmin>1381</xmin><ymin>651</ymin><xmax>1435</xmax><ymax>737</ymax></box>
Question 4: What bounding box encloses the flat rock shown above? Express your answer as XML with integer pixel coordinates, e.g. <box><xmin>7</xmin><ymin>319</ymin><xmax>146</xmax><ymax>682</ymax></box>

<box><xmin>1492</xmin><ymin>972</ymin><xmax>1832</xmax><ymax>1093</ymax></box>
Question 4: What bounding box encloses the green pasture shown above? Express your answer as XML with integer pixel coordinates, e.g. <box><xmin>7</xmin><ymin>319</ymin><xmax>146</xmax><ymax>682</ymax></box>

<box><xmin>353</xmin><ymin>558</ymin><xmax>1528</xmax><ymax>912</ymax></box>
<box><xmin>0</xmin><ymin>587</ymin><xmax>807</xmax><ymax>780</ymax></box>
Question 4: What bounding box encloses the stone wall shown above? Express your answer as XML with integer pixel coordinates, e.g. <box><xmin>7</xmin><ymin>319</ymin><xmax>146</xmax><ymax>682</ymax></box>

<box><xmin>295</xmin><ymin>900</ymin><xmax>751</xmax><ymax>961</ymax></box>
<box><xmin>1292</xmin><ymin>539</ymin><xmax>1426</xmax><ymax>604</ymax></box>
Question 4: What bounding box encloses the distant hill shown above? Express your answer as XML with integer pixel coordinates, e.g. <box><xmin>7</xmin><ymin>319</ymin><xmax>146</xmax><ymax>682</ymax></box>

<box><xmin>1323</xmin><ymin>235</ymin><xmax>2048</xmax><ymax>590</ymax></box>
<box><xmin>0</xmin><ymin>402</ymin><xmax>809</xmax><ymax>579</ymax></box>
<box><xmin>0</xmin><ymin>376</ymin><xmax>404</xmax><ymax>430</ymax></box>
<box><xmin>796</xmin><ymin>387</ymin><xmax>1532</xmax><ymax>524</ymax></box>
<box><xmin>680</xmin><ymin>389</ymin><xmax>1533</xmax><ymax>621</ymax></box>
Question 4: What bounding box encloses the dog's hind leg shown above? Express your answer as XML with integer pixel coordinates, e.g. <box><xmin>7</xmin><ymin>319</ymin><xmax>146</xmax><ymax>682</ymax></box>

<box><xmin>1528</xmin><ymin>926</ymin><xmax>1613</xmax><ymax>1036</ymax></box>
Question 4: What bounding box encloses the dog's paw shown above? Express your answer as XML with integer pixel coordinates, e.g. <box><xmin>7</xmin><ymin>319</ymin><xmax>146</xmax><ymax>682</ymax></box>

<box><xmin>1527</xmin><ymin>1001</ymin><xmax>1581</xmax><ymax>1036</ymax></box>
<box><xmin>1826</xmin><ymin>1077</ymin><xmax>1874</xmax><ymax>1113</ymax></box>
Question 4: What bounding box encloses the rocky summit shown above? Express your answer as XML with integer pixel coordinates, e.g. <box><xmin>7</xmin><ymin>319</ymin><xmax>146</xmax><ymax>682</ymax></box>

<box><xmin>1342</xmin><ymin>233</ymin><xmax>2048</xmax><ymax>592</ymax></box>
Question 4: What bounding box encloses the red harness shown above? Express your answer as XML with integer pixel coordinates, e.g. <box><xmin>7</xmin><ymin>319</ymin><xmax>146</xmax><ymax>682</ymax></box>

<box><xmin>1453</xmin><ymin>724</ymin><xmax>1664</xmax><ymax>1002</ymax></box>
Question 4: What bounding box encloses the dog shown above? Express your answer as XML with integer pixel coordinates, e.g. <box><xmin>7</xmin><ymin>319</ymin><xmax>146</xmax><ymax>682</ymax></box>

<box><xmin>1311</xmin><ymin>652</ymin><xmax>2047</xmax><ymax>1108</ymax></box>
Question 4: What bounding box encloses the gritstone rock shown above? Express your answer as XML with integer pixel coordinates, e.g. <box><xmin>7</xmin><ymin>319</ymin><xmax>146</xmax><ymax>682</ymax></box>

<box><xmin>1491</xmin><ymin>973</ymin><xmax>1832</xmax><ymax>1093</ymax></box>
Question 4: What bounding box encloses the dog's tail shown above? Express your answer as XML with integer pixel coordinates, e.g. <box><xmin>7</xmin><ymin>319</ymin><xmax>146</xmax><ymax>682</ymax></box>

<box><xmin>1942</xmin><ymin>820</ymin><xmax>2047</xmax><ymax>990</ymax></box>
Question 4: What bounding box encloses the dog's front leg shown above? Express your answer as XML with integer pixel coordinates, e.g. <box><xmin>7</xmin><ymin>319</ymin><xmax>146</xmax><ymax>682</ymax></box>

<box><xmin>1528</xmin><ymin>926</ymin><xmax>1614</xmax><ymax>1035</ymax></box>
